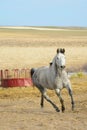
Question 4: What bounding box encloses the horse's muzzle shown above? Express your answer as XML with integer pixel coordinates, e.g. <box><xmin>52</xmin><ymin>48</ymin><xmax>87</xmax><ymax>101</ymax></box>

<box><xmin>60</xmin><ymin>66</ymin><xmax>65</xmax><ymax>69</ymax></box>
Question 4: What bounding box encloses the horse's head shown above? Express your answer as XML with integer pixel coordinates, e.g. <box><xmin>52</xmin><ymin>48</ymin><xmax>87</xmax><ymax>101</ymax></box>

<box><xmin>55</xmin><ymin>48</ymin><xmax>66</xmax><ymax>69</ymax></box>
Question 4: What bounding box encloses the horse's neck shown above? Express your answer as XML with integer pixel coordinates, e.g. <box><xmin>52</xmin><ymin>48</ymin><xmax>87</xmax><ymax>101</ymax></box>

<box><xmin>51</xmin><ymin>59</ymin><xmax>62</xmax><ymax>77</ymax></box>
<box><xmin>56</xmin><ymin>68</ymin><xmax>62</xmax><ymax>77</ymax></box>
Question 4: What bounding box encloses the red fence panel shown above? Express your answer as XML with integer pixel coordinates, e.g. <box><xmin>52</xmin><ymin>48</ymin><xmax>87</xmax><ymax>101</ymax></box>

<box><xmin>0</xmin><ymin>69</ymin><xmax>33</xmax><ymax>88</ymax></box>
<box><xmin>1</xmin><ymin>78</ymin><xmax>33</xmax><ymax>87</ymax></box>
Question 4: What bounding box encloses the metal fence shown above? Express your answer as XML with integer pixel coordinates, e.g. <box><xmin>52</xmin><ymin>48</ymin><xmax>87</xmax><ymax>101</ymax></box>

<box><xmin>0</xmin><ymin>69</ymin><xmax>33</xmax><ymax>87</ymax></box>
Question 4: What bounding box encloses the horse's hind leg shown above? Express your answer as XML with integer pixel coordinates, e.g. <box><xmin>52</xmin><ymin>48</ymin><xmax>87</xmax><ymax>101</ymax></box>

<box><xmin>43</xmin><ymin>91</ymin><xmax>60</xmax><ymax>112</ymax></box>
<box><xmin>55</xmin><ymin>89</ymin><xmax>65</xmax><ymax>112</ymax></box>
<box><xmin>36</xmin><ymin>85</ymin><xmax>45</xmax><ymax>108</ymax></box>
<box><xmin>37</xmin><ymin>85</ymin><xmax>60</xmax><ymax>112</ymax></box>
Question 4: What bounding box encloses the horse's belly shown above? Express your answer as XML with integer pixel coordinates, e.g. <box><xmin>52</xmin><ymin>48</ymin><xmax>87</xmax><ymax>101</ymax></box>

<box><xmin>41</xmin><ymin>79</ymin><xmax>55</xmax><ymax>90</ymax></box>
<box><xmin>45</xmin><ymin>85</ymin><xmax>54</xmax><ymax>90</ymax></box>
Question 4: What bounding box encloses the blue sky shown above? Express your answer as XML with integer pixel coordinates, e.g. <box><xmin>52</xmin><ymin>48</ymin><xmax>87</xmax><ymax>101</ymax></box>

<box><xmin>0</xmin><ymin>0</ymin><xmax>87</xmax><ymax>27</ymax></box>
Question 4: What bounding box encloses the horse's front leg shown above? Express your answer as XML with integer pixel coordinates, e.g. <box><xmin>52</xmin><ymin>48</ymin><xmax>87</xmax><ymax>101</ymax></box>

<box><xmin>40</xmin><ymin>94</ymin><xmax>44</xmax><ymax>108</ymax></box>
<box><xmin>68</xmin><ymin>88</ymin><xmax>75</xmax><ymax>111</ymax></box>
<box><xmin>66</xmin><ymin>81</ymin><xmax>75</xmax><ymax>111</ymax></box>
<box><xmin>55</xmin><ymin>89</ymin><xmax>65</xmax><ymax>112</ymax></box>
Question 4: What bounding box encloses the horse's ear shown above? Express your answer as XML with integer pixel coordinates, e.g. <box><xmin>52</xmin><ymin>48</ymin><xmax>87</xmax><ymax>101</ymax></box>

<box><xmin>60</xmin><ymin>48</ymin><xmax>63</xmax><ymax>53</ymax></box>
<box><xmin>62</xmin><ymin>48</ymin><xmax>65</xmax><ymax>54</ymax></box>
<box><xmin>57</xmin><ymin>48</ymin><xmax>59</xmax><ymax>53</ymax></box>
<box><xmin>57</xmin><ymin>48</ymin><xmax>65</xmax><ymax>54</ymax></box>
<box><xmin>49</xmin><ymin>62</ymin><xmax>53</xmax><ymax>66</ymax></box>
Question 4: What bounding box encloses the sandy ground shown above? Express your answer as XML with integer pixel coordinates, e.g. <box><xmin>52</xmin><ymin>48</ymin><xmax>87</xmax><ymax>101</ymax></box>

<box><xmin>0</xmin><ymin>89</ymin><xmax>87</xmax><ymax>130</ymax></box>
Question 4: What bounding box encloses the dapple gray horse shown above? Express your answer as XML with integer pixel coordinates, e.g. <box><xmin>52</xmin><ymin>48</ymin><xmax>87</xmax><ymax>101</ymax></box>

<box><xmin>30</xmin><ymin>48</ymin><xmax>74</xmax><ymax>112</ymax></box>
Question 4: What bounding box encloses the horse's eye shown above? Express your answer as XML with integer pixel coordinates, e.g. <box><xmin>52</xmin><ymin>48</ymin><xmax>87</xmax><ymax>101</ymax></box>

<box><xmin>57</xmin><ymin>57</ymin><xmax>59</xmax><ymax>60</ymax></box>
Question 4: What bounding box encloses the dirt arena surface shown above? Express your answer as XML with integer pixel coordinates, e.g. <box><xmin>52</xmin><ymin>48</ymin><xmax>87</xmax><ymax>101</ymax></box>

<box><xmin>0</xmin><ymin>86</ymin><xmax>87</xmax><ymax>130</ymax></box>
<box><xmin>0</xmin><ymin>27</ymin><xmax>87</xmax><ymax>130</ymax></box>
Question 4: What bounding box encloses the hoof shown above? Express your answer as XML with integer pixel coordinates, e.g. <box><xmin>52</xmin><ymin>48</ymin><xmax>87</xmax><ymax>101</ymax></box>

<box><xmin>72</xmin><ymin>103</ymin><xmax>75</xmax><ymax>111</ymax></box>
<box><xmin>72</xmin><ymin>106</ymin><xmax>74</xmax><ymax>111</ymax></box>
<box><xmin>41</xmin><ymin>105</ymin><xmax>44</xmax><ymax>108</ymax></box>
<box><xmin>62</xmin><ymin>106</ymin><xmax>65</xmax><ymax>113</ymax></box>
<box><xmin>56</xmin><ymin>108</ymin><xmax>60</xmax><ymax>112</ymax></box>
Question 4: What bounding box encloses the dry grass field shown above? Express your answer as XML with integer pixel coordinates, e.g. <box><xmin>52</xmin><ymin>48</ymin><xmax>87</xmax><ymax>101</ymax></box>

<box><xmin>0</xmin><ymin>27</ymin><xmax>87</xmax><ymax>130</ymax></box>
<box><xmin>0</xmin><ymin>27</ymin><xmax>87</xmax><ymax>70</ymax></box>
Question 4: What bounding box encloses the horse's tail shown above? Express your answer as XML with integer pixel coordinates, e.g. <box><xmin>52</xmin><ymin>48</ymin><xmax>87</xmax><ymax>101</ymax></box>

<box><xmin>30</xmin><ymin>68</ymin><xmax>35</xmax><ymax>78</ymax></box>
